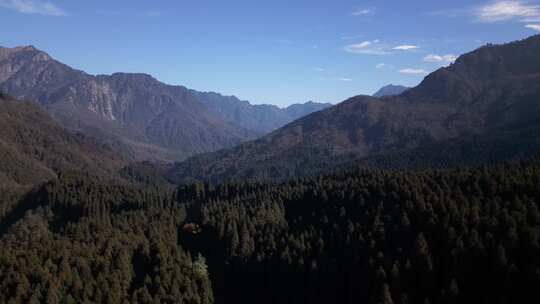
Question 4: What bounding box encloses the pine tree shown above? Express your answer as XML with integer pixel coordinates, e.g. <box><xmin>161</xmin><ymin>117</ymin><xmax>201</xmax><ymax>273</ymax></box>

<box><xmin>379</xmin><ymin>283</ymin><xmax>394</xmax><ymax>304</ymax></box>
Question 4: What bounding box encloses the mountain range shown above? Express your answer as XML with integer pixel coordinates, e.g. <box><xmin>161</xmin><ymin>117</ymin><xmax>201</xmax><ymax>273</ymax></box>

<box><xmin>0</xmin><ymin>46</ymin><xmax>329</xmax><ymax>161</ymax></box>
<box><xmin>193</xmin><ymin>91</ymin><xmax>331</xmax><ymax>134</ymax></box>
<box><xmin>167</xmin><ymin>34</ymin><xmax>540</xmax><ymax>183</ymax></box>
<box><xmin>2</xmin><ymin>35</ymin><xmax>540</xmax><ymax>185</ymax></box>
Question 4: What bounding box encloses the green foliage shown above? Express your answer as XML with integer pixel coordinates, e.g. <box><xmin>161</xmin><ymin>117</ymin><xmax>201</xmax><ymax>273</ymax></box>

<box><xmin>180</xmin><ymin>157</ymin><xmax>540</xmax><ymax>303</ymax></box>
<box><xmin>0</xmin><ymin>174</ymin><xmax>212</xmax><ymax>304</ymax></box>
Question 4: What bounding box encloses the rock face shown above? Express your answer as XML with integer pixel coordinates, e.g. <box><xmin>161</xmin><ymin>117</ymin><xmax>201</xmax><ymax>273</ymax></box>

<box><xmin>0</xmin><ymin>46</ymin><xmax>254</xmax><ymax>161</ymax></box>
<box><xmin>192</xmin><ymin>91</ymin><xmax>331</xmax><ymax>133</ymax></box>
<box><xmin>168</xmin><ymin>34</ymin><xmax>540</xmax><ymax>183</ymax></box>
<box><xmin>372</xmin><ymin>84</ymin><xmax>409</xmax><ymax>97</ymax></box>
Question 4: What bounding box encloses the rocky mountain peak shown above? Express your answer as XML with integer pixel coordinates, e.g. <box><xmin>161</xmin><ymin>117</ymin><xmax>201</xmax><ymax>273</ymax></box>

<box><xmin>0</xmin><ymin>45</ymin><xmax>254</xmax><ymax>161</ymax></box>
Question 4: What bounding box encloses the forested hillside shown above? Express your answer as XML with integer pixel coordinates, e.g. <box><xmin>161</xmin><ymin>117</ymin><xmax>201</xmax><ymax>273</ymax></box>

<box><xmin>0</xmin><ymin>94</ymin><xmax>214</xmax><ymax>303</ymax></box>
<box><xmin>1</xmin><ymin>154</ymin><xmax>539</xmax><ymax>303</ymax></box>
<box><xmin>180</xmin><ymin>157</ymin><xmax>540</xmax><ymax>304</ymax></box>
<box><xmin>168</xmin><ymin>35</ymin><xmax>540</xmax><ymax>183</ymax></box>
<box><xmin>0</xmin><ymin>93</ymin><xmax>124</xmax><ymax>187</ymax></box>
<box><xmin>0</xmin><ymin>173</ymin><xmax>213</xmax><ymax>303</ymax></box>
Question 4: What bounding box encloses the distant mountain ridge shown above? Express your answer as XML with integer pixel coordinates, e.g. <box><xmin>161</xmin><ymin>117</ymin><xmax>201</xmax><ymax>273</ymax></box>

<box><xmin>192</xmin><ymin>91</ymin><xmax>331</xmax><ymax>133</ymax></box>
<box><xmin>372</xmin><ymin>84</ymin><xmax>409</xmax><ymax>97</ymax></box>
<box><xmin>168</xmin><ymin>34</ymin><xmax>540</xmax><ymax>183</ymax></box>
<box><xmin>0</xmin><ymin>45</ymin><xmax>328</xmax><ymax>161</ymax></box>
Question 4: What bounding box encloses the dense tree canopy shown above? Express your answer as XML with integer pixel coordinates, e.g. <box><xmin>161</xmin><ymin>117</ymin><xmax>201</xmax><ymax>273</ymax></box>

<box><xmin>180</xmin><ymin>157</ymin><xmax>540</xmax><ymax>303</ymax></box>
<box><xmin>0</xmin><ymin>174</ymin><xmax>213</xmax><ymax>304</ymax></box>
<box><xmin>1</xmin><ymin>154</ymin><xmax>539</xmax><ymax>303</ymax></box>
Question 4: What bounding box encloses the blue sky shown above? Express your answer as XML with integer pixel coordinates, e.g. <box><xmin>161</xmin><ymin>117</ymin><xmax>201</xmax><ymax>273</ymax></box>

<box><xmin>1</xmin><ymin>0</ymin><xmax>539</xmax><ymax>107</ymax></box>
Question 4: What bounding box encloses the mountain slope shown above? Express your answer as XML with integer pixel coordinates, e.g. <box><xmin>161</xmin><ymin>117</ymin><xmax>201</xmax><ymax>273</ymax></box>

<box><xmin>0</xmin><ymin>93</ymin><xmax>124</xmax><ymax>187</ymax></box>
<box><xmin>0</xmin><ymin>46</ymin><xmax>254</xmax><ymax>161</ymax></box>
<box><xmin>168</xmin><ymin>34</ymin><xmax>540</xmax><ymax>183</ymax></box>
<box><xmin>372</xmin><ymin>84</ymin><xmax>409</xmax><ymax>97</ymax></box>
<box><xmin>192</xmin><ymin>90</ymin><xmax>331</xmax><ymax>133</ymax></box>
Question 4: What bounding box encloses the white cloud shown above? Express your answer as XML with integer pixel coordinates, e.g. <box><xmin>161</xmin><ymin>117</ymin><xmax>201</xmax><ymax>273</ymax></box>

<box><xmin>343</xmin><ymin>40</ymin><xmax>390</xmax><ymax>55</ymax></box>
<box><xmin>399</xmin><ymin>68</ymin><xmax>429</xmax><ymax>75</ymax></box>
<box><xmin>351</xmin><ymin>8</ymin><xmax>373</xmax><ymax>16</ymax></box>
<box><xmin>476</xmin><ymin>1</ymin><xmax>540</xmax><ymax>22</ymax></box>
<box><xmin>526</xmin><ymin>23</ymin><xmax>540</xmax><ymax>31</ymax></box>
<box><xmin>337</xmin><ymin>77</ymin><xmax>353</xmax><ymax>82</ymax></box>
<box><xmin>375</xmin><ymin>63</ymin><xmax>394</xmax><ymax>69</ymax></box>
<box><xmin>0</xmin><ymin>0</ymin><xmax>66</xmax><ymax>16</ymax></box>
<box><xmin>393</xmin><ymin>45</ymin><xmax>419</xmax><ymax>50</ymax></box>
<box><xmin>423</xmin><ymin>54</ymin><xmax>458</xmax><ymax>63</ymax></box>
<box><xmin>345</xmin><ymin>41</ymin><xmax>422</xmax><ymax>55</ymax></box>
<box><xmin>356</xmin><ymin>41</ymin><xmax>371</xmax><ymax>48</ymax></box>
<box><xmin>315</xmin><ymin>67</ymin><xmax>325</xmax><ymax>72</ymax></box>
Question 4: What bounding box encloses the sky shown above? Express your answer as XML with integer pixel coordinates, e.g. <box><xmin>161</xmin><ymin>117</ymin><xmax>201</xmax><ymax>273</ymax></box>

<box><xmin>1</xmin><ymin>0</ymin><xmax>540</xmax><ymax>107</ymax></box>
